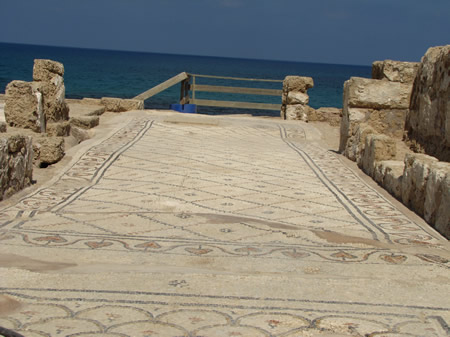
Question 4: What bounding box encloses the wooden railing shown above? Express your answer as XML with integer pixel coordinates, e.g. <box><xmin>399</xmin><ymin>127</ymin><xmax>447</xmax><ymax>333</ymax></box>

<box><xmin>134</xmin><ymin>72</ymin><xmax>189</xmax><ymax>101</ymax></box>
<box><xmin>134</xmin><ymin>72</ymin><xmax>283</xmax><ymax>112</ymax></box>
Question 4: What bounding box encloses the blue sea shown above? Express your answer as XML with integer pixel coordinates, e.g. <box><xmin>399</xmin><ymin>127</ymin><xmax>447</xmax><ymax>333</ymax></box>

<box><xmin>0</xmin><ymin>42</ymin><xmax>371</xmax><ymax>116</ymax></box>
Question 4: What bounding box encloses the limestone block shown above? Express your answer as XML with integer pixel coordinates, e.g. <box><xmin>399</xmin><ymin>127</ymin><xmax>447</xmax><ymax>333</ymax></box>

<box><xmin>374</xmin><ymin>161</ymin><xmax>404</xmax><ymax>200</ymax></box>
<box><xmin>345</xmin><ymin>123</ymin><xmax>375</xmax><ymax>162</ymax></box>
<box><xmin>70</xmin><ymin>116</ymin><xmax>100</xmax><ymax>129</ymax></box>
<box><xmin>285</xmin><ymin>104</ymin><xmax>309</xmax><ymax>121</ymax></box>
<box><xmin>424</xmin><ymin>162</ymin><xmax>450</xmax><ymax>226</ymax></box>
<box><xmin>101</xmin><ymin>97</ymin><xmax>144</xmax><ymax>112</ymax></box>
<box><xmin>46</xmin><ymin>121</ymin><xmax>71</xmax><ymax>137</ymax></box>
<box><xmin>283</xmin><ymin>76</ymin><xmax>314</xmax><ymax>93</ymax></box>
<box><xmin>434</xmin><ymin>173</ymin><xmax>450</xmax><ymax>239</ymax></box>
<box><xmin>0</xmin><ymin>122</ymin><xmax>6</xmax><ymax>133</ymax></box>
<box><xmin>81</xmin><ymin>98</ymin><xmax>103</xmax><ymax>105</ymax></box>
<box><xmin>402</xmin><ymin>153</ymin><xmax>438</xmax><ymax>217</ymax></box>
<box><xmin>372</xmin><ymin>60</ymin><xmax>419</xmax><ymax>83</ymax></box>
<box><xmin>34</xmin><ymin>136</ymin><xmax>65</xmax><ymax>166</ymax></box>
<box><xmin>4</xmin><ymin>80</ymin><xmax>41</xmax><ymax>132</ymax></box>
<box><xmin>286</xmin><ymin>92</ymin><xmax>309</xmax><ymax>105</ymax></box>
<box><xmin>39</xmin><ymin>77</ymin><xmax>70</xmax><ymax>122</ymax></box>
<box><xmin>310</xmin><ymin>107</ymin><xmax>341</xmax><ymax>126</ymax></box>
<box><xmin>361</xmin><ymin>134</ymin><xmax>396</xmax><ymax>177</ymax></box>
<box><xmin>339</xmin><ymin>107</ymin><xmax>369</xmax><ymax>153</ymax></box>
<box><xmin>70</xmin><ymin>126</ymin><xmax>95</xmax><ymax>143</ymax></box>
<box><xmin>405</xmin><ymin>45</ymin><xmax>450</xmax><ymax>161</ymax></box>
<box><xmin>33</xmin><ymin>59</ymin><xmax>65</xmax><ymax>82</ymax></box>
<box><xmin>364</xmin><ymin>109</ymin><xmax>408</xmax><ymax>139</ymax></box>
<box><xmin>0</xmin><ymin>135</ymin><xmax>33</xmax><ymax>200</ymax></box>
<box><xmin>306</xmin><ymin>108</ymin><xmax>319</xmax><ymax>122</ymax></box>
<box><xmin>345</xmin><ymin>77</ymin><xmax>411</xmax><ymax>109</ymax></box>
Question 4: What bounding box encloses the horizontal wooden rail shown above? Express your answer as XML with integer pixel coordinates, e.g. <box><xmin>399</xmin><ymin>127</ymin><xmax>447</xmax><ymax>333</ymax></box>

<box><xmin>192</xmin><ymin>84</ymin><xmax>282</xmax><ymax>96</ymax></box>
<box><xmin>134</xmin><ymin>72</ymin><xmax>189</xmax><ymax>101</ymax></box>
<box><xmin>191</xmin><ymin>99</ymin><xmax>281</xmax><ymax>111</ymax></box>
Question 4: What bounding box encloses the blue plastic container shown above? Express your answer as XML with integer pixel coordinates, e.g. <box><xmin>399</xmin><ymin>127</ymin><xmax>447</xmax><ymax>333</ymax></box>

<box><xmin>182</xmin><ymin>104</ymin><xmax>197</xmax><ymax>113</ymax></box>
<box><xmin>170</xmin><ymin>104</ymin><xmax>183</xmax><ymax>112</ymax></box>
<box><xmin>170</xmin><ymin>104</ymin><xmax>197</xmax><ymax>113</ymax></box>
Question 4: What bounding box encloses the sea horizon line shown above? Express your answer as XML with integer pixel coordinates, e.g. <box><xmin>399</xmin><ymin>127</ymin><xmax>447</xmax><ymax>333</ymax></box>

<box><xmin>0</xmin><ymin>41</ymin><xmax>372</xmax><ymax>68</ymax></box>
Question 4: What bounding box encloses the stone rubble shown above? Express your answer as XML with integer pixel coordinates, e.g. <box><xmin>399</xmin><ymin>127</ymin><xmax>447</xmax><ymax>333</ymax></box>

<box><xmin>100</xmin><ymin>97</ymin><xmax>144</xmax><ymax>112</ymax></box>
<box><xmin>33</xmin><ymin>136</ymin><xmax>65</xmax><ymax>167</ymax></box>
<box><xmin>0</xmin><ymin>59</ymin><xmax>109</xmax><ymax>201</ymax></box>
<box><xmin>70</xmin><ymin>115</ymin><xmax>100</xmax><ymax>129</ymax></box>
<box><xmin>281</xmin><ymin>76</ymin><xmax>314</xmax><ymax>121</ymax></box>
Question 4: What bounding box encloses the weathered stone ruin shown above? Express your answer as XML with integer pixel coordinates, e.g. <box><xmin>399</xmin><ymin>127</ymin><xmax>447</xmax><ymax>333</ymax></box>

<box><xmin>4</xmin><ymin>59</ymin><xmax>70</xmax><ymax>167</ymax></box>
<box><xmin>68</xmin><ymin>97</ymin><xmax>144</xmax><ymax>113</ymax></box>
<box><xmin>307</xmin><ymin>107</ymin><xmax>342</xmax><ymax>126</ymax></box>
<box><xmin>0</xmin><ymin>135</ymin><xmax>33</xmax><ymax>201</ymax></box>
<box><xmin>281</xmin><ymin>76</ymin><xmax>341</xmax><ymax>125</ymax></box>
<box><xmin>100</xmin><ymin>97</ymin><xmax>144</xmax><ymax>112</ymax></box>
<box><xmin>4</xmin><ymin>81</ymin><xmax>43</xmax><ymax>132</ymax></box>
<box><xmin>33</xmin><ymin>59</ymin><xmax>70</xmax><ymax>126</ymax></box>
<box><xmin>339</xmin><ymin>45</ymin><xmax>450</xmax><ymax>239</ymax></box>
<box><xmin>0</xmin><ymin>59</ymin><xmax>146</xmax><ymax>200</ymax></box>
<box><xmin>339</xmin><ymin>77</ymin><xmax>413</xmax><ymax>159</ymax></box>
<box><xmin>5</xmin><ymin>59</ymin><xmax>69</xmax><ymax>133</ymax></box>
<box><xmin>405</xmin><ymin>46</ymin><xmax>450</xmax><ymax>161</ymax></box>
<box><xmin>281</xmin><ymin>76</ymin><xmax>314</xmax><ymax>121</ymax></box>
<box><xmin>372</xmin><ymin>60</ymin><xmax>420</xmax><ymax>83</ymax></box>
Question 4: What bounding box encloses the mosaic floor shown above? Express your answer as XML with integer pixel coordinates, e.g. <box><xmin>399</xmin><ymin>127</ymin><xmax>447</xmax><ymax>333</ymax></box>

<box><xmin>0</xmin><ymin>114</ymin><xmax>449</xmax><ymax>337</ymax></box>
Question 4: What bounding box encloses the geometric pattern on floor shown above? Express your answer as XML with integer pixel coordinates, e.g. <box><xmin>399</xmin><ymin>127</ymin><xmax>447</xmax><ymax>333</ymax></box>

<box><xmin>1</xmin><ymin>117</ymin><xmax>449</xmax><ymax>337</ymax></box>
<box><xmin>0</xmin><ymin>287</ymin><xmax>449</xmax><ymax>337</ymax></box>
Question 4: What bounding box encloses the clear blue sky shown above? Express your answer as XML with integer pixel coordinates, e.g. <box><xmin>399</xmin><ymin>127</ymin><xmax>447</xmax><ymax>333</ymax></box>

<box><xmin>1</xmin><ymin>0</ymin><xmax>449</xmax><ymax>65</ymax></box>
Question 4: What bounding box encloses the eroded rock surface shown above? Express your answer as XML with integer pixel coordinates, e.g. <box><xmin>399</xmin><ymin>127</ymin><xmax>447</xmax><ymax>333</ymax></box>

<box><xmin>0</xmin><ymin>134</ymin><xmax>33</xmax><ymax>200</ymax></box>
<box><xmin>33</xmin><ymin>59</ymin><xmax>70</xmax><ymax>123</ymax></box>
<box><xmin>372</xmin><ymin>60</ymin><xmax>419</xmax><ymax>83</ymax></box>
<box><xmin>340</xmin><ymin>78</ymin><xmax>411</xmax><ymax>155</ymax></box>
<box><xmin>4</xmin><ymin>81</ymin><xmax>42</xmax><ymax>132</ymax></box>
<box><xmin>101</xmin><ymin>97</ymin><xmax>144</xmax><ymax>112</ymax></box>
<box><xmin>33</xmin><ymin>136</ymin><xmax>65</xmax><ymax>167</ymax></box>
<box><xmin>405</xmin><ymin>45</ymin><xmax>450</xmax><ymax>161</ymax></box>
<box><xmin>281</xmin><ymin>76</ymin><xmax>314</xmax><ymax>121</ymax></box>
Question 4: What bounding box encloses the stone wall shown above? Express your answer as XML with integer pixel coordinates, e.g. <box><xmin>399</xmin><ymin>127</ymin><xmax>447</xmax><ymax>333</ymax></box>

<box><xmin>339</xmin><ymin>77</ymin><xmax>412</xmax><ymax>159</ymax></box>
<box><xmin>307</xmin><ymin>107</ymin><xmax>342</xmax><ymax>126</ymax></box>
<box><xmin>280</xmin><ymin>76</ymin><xmax>314</xmax><ymax>121</ymax></box>
<box><xmin>0</xmin><ymin>135</ymin><xmax>33</xmax><ymax>201</ymax></box>
<box><xmin>405</xmin><ymin>45</ymin><xmax>450</xmax><ymax>161</ymax></box>
<box><xmin>339</xmin><ymin>47</ymin><xmax>450</xmax><ymax>239</ymax></box>
<box><xmin>346</xmin><ymin>122</ymin><xmax>450</xmax><ymax>238</ymax></box>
